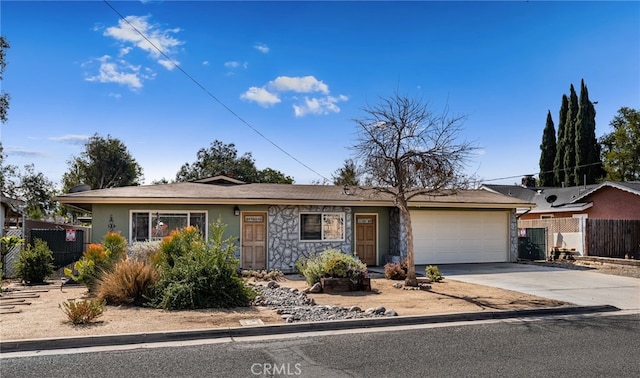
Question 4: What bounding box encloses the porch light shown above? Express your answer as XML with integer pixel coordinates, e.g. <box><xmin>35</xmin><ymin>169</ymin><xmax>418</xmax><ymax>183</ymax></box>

<box><xmin>234</xmin><ymin>205</ymin><xmax>240</xmax><ymax>216</ymax></box>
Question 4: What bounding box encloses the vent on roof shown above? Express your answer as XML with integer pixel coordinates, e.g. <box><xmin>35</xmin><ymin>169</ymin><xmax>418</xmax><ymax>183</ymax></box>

<box><xmin>545</xmin><ymin>195</ymin><xmax>557</xmax><ymax>204</ymax></box>
<box><xmin>69</xmin><ymin>184</ymin><xmax>91</xmax><ymax>193</ymax></box>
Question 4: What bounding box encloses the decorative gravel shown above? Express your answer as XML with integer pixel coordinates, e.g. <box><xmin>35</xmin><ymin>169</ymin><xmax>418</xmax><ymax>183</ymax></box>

<box><xmin>249</xmin><ymin>281</ymin><xmax>397</xmax><ymax>323</ymax></box>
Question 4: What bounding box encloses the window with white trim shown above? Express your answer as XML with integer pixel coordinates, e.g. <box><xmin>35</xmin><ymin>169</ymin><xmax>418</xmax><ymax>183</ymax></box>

<box><xmin>300</xmin><ymin>212</ymin><xmax>345</xmax><ymax>241</ymax></box>
<box><xmin>131</xmin><ymin>211</ymin><xmax>207</xmax><ymax>242</ymax></box>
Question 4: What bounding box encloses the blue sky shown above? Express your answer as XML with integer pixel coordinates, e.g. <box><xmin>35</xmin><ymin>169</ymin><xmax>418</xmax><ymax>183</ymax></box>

<box><xmin>2</xmin><ymin>1</ymin><xmax>639</xmax><ymax>188</ymax></box>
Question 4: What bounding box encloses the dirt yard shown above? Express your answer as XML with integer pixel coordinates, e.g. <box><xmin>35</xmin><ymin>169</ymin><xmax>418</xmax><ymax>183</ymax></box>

<box><xmin>0</xmin><ymin>273</ymin><xmax>569</xmax><ymax>341</ymax></box>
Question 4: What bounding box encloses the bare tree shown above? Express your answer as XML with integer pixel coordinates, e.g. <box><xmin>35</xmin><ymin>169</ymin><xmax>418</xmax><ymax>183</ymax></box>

<box><xmin>353</xmin><ymin>93</ymin><xmax>477</xmax><ymax>286</ymax></box>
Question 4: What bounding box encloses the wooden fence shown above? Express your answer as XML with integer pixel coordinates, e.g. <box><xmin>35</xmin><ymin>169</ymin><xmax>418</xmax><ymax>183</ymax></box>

<box><xmin>586</xmin><ymin>219</ymin><xmax>640</xmax><ymax>259</ymax></box>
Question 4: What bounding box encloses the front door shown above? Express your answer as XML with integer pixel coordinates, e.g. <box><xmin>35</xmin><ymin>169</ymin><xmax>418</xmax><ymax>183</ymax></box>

<box><xmin>355</xmin><ymin>214</ymin><xmax>377</xmax><ymax>266</ymax></box>
<box><xmin>241</xmin><ymin>212</ymin><xmax>267</xmax><ymax>270</ymax></box>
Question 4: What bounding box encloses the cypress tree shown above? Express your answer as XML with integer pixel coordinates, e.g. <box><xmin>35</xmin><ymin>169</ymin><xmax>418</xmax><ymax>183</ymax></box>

<box><xmin>539</xmin><ymin>110</ymin><xmax>557</xmax><ymax>186</ymax></box>
<box><xmin>574</xmin><ymin>79</ymin><xmax>604</xmax><ymax>184</ymax></box>
<box><xmin>554</xmin><ymin>95</ymin><xmax>568</xmax><ymax>186</ymax></box>
<box><xmin>563</xmin><ymin>84</ymin><xmax>578</xmax><ymax>186</ymax></box>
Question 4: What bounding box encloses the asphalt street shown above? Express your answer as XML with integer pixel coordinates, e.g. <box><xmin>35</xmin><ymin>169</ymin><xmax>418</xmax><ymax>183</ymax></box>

<box><xmin>2</xmin><ymin>313</ymin><xmax>639</xmax><ymax>378</ymax></box>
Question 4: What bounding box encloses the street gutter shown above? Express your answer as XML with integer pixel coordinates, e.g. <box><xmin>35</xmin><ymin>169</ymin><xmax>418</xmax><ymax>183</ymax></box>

<box><xmin>0</xmin><ymin>305</ymin><xmax>619</xmax><ymax>354</ymax></box>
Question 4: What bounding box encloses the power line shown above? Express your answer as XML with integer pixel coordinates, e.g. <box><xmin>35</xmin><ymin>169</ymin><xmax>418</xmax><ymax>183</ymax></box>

<box><xmin>480</xmin><ymin>161</ymin><xmax>604</xmax><ymax>183</ymax></box>
<box><xmin>102</xmin><ymin>1</ymin><xmax>330</xmax><ymax>182</ymax></box>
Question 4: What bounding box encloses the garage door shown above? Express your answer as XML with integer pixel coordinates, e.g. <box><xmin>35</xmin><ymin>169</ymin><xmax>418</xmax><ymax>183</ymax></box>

<box><xmin>410</xmin><ymin>210</ymin><xmax>509</xmax><ymax>264</ymax></box>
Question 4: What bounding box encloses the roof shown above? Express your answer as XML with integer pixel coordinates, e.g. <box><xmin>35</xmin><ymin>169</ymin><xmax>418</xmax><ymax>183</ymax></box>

<box><xmin>55</xmin><ymin>182</ymin><xmax>532</xmax><ymax>212</ymax></box>
<box><xmin>482</xmin><ymin>181</ymin><xmax>640</xmax><ymax>214</ymax></box>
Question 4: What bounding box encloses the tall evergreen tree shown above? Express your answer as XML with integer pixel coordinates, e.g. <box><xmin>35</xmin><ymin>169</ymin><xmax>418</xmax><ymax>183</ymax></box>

<box><xmin>553</xmin><ymin>95</ymin><xmax>568</xmax><ymax>186</ymax></box>
<box><xmin>563</xmin><ymin>84</ymin><xmax>579</xmax><ymax>186</ymax></box>
<box><xmin>539</xmin><ymin>110</ymin><xmax>557</xmax><ymax>186</ymax></box>
<box><xmin>574</xmin><ymin>79</ymin><xmax>604</xmax><ymax>184</ymax></box>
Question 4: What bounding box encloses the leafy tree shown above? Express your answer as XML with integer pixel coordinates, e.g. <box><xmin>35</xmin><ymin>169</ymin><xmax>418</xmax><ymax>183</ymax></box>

<box><xmin>1</xmin><ymin>145</ymin><xmax>57</xmax><ymax>219</ymax></box>
<box><xmin>0</xmin><ymin>142</ymin><xmax>18</xmax><ymax>197</ymax></box>
<box><xmin>17</xmin><ymin>164</ymin><xmax>58</xmax><ymax>219</ymax></box>
<box><xmin>352</xmin><ymin>93</ymin><xmax>476</xmax><ymax>286</ymax></box>
<box><xmin>176</xmin><ymin>140</ymin><xmax>293</xmax><ymax>183</ymax></box>
<box><xmin>539</xmin><ymin>110</ymin><xmax>557</xmax><ymax>186</ymax></box>
<box><xmin>553</xmin><ymin>95</ymin><xmax>568</xmax><ymax>186</ymax></box>
<box><xmin>332</xmin><ymin>159</ymin><xmax>361</xmax><ymax>186</ymax></box>
<box><xmin>600</xmin><ymin>107</ymin><xmax>640</xmax><ymax>181</ymax></box>
<box><xmin>0</xmin><ymin>36</ymin><xmax>9</xmax><ymax>123</ymax></box>
<box><xmin>574</xmin><ymin>79</ymin><xmax>604</xmax><ymax>184</ymax></box>
<box><xmin>257</xmin><ymin>168</ymin><xmax>294</xmax><ymax>184</ymax></box>
<box><xmin>563</xmin><ymin>84</ymin><xmax>579</xmax><ymax>186</ymax></box>
<box><xmin>62</xmin><ymin>134</ymin><xmax>143</xmax><ymax>192</ymax></box>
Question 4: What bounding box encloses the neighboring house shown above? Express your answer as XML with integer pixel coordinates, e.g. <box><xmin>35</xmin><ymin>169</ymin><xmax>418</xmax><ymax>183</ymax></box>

<box><xmin>55</xmin><ymin>176</ymin><xmax>532</xmax><ymax>270</ymax></box>
<box><xmin>1</xmin><ymin>196</ymin><xmax>25</xmax><ymax>235</ymax></box>
<box><xmin>483</xmin><ymin>180</ymin><xmax>640</xmax><ymax>258</ymax></box>
<box><xmin>482</xmin><ymin>180</ymin><xmax>640</xmax><ymax>220</ymax></box>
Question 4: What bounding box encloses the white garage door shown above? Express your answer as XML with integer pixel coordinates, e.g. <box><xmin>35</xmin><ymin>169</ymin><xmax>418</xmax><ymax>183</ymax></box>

<box><xmin>410</xmin><ymin>210</ymin><xmax>509</xmax><ymax>264</ymax></box>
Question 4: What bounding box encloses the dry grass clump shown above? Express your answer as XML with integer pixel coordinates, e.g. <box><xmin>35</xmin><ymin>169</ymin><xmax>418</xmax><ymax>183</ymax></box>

<box><xmin>96</xmin><ymin>259</ymin><xmax>159</xmax><ymax>306</ymax></box>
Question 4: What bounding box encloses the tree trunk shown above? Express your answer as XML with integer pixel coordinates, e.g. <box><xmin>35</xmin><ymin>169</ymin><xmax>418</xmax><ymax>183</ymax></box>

<box><xmin>400</xmin><ymin>202</ymin><xmax>418</xmax><ymax>287</ymax></box>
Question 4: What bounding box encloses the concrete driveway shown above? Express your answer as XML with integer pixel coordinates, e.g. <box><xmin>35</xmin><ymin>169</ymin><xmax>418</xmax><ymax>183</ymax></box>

<box><xmin>428</xmin><ymin>263</ymin><xmax>640</xmax><ymax>310</ymax></box>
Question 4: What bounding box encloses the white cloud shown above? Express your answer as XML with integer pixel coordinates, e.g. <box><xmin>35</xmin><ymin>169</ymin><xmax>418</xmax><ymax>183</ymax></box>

<box><xmin>293</xmin><ymin>95</ymin><xmax>349</xmax><ymax>117</ymax></box>
<box><xmin>84</xmin><ymin>55</ymin><xmax>154</xmax><ymax>90</ymax></box>
<box><xmin>49</xmin><ymin>135</ymin><xmax>90</xmax><ymax>145</ymax></box>
<box><xmin>254</xmin><ymin>43</ymin><xmax>269</xmax><ymax>53</ymax></box>
<box><xmin>242</xmin><ymin>75</ymin><xmax>348</xmax><ymax>116</ymax></box>
<box><xmin>103</xmin><ymin>15</ymin><xmax>183</xmax><ymax>70</ymax></box>
<box><xmin>224</xmin><ymin>61</ymin><xmax>240</xmax><ymax>68</ymax></box>
<box><xmin>240</xmin><ymin>87</ymin><xmax>281</xmax><ymax>107</ymax></box>
<box><xmin>268</xmin><ymin>76</ymin><xmax>329</xmax><ymax>94</ymax></box>
<box><xmin>202</xmin><ymin>60</ymin><xmax>210</xmax><ymax>66</ymax></box>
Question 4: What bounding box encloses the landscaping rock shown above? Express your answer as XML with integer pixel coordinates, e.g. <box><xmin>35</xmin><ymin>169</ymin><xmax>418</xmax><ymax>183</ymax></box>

<box><xmin>384</xmin><ymin>309</ymin><xmax>398</xmax><ymax>316</ymax></box>
<box><xmin>267</xmin><ymin>280</ymin><xmax>280</xmax><ymax>289</ymax></box>
<box><xmin>309</xmin><ymin>282</ymin><xmax>322</xmax><ymax>293</ymax></box>
<box><xmin>252</xmin><ymin>285</ymin><xmax>391</xmax><ymax>323</ymax></box>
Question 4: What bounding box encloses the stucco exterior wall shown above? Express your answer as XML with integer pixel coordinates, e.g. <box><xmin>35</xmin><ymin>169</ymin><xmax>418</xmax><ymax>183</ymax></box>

<box><xmin>267</xmin><ymin>205</ymin><xmax>352</xmax><ymax>271</ymax></box>
<box><xmin>91</xmin><ymin>203</ymin><xmax>245</xmax><ymax>244</ymax></box>
<box><xmin>584</xmin><ymin>187</ymin><xmax>640</xmax><ymax>220</ymax></box>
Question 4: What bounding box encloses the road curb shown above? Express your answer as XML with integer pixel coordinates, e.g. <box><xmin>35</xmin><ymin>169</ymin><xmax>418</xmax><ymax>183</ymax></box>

<box><xmin>0</xmin><ymin>305</ymin><xmax>620</xmax><ymax>353</ymax></box>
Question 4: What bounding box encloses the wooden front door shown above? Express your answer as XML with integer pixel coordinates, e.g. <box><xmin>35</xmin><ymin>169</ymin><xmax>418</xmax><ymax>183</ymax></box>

<box><xmin>355</xmin><ymin>214</ymin><xmax>377</xmax><ymax>266</ymax></box>
<box><xmin>241</xmin><ymin>212</ymin><xmax>267</xmax><ymax>270</ymax></box>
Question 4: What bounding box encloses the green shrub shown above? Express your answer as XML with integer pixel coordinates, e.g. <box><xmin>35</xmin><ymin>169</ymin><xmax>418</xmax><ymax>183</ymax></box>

<box><xmin>96</xmin><ymin>259</ymin><xmax>160</xmax><ymax>306</ymax></box>
<box><xmin>426</xmin><ymin>265</ymin><xmax>444</xmax><ymax>282</ymax></box>
<box><xmin>148</xmin><ymin>220</ymin><xmax>256</xmax><ymax>310</ymax></box>
<box><xmin>102</xmin><ymin>231</ymin><xmax>127</xmax><ymax>263</ymax></box>
<box><xmin>14</xmin><ymin>238</ymin><xmax>54</xmax><ymax>284</ymax></box>
<box><xmin>59</xmin><ymin>299</ymin><xmax>105</xmax><ymax>325</ymax></box>
<box><xmin>384</xmin><ymin>260</ymin><xmax>407</xmax><ymax>280</ymax></box>
<box><xmin>296</xmin><ymin>249</ymin><xmax>368</xmax><ymax>285</ymax></box>
<box><xmin>64</xmin><ymin>243</ymin><xmax>111</xmax><ymax>291</ymax></box>
<box><xmin>241</xmin><ymin>269</ymin><xmax>284</xmax><ymax>281</ymax></box>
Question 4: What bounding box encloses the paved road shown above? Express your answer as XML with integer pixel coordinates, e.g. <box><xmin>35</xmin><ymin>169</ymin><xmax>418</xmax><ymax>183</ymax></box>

<box><xmin>2</xmin><ymin>314</ymin><xmax>638</xmax><ymax>377</ymax></box>
<box><xmin>433</xmin><ymin>263</ymin><xmax>640</xmax><ymax>310</ymax></box>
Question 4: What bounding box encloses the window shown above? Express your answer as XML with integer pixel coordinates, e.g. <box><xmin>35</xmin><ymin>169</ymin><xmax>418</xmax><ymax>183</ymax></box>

<box><xmin>540</xmin><ymin>215</ymin><xmax>554</xmax><ymax>219</ymax></box>
<box><xmin>131</xmin><ymin>211</ymin><xmax>207</xmax><ymax>242</ymax></box>
<box><xmin>300</xmin><ymin>212</ymin><xmax>345</xmax><ymax>241</ymax></box>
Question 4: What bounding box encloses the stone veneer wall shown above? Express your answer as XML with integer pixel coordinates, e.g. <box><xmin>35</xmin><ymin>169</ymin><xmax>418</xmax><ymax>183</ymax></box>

<box><xmin>267</xmin><ymin>205</ymin><xmax>353</xmax><ymax>271</ymax></box>
<box><xmin>509</xmin><ymin>210</ymin><xmax>518</xmax><ymax>262</ymax></box>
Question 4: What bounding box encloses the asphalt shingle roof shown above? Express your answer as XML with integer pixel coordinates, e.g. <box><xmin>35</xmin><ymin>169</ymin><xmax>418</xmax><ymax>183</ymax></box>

<box><xmin>55</xmin><ymin>182</ymin><xmax>531</xmax><ymax>209</ymax></box>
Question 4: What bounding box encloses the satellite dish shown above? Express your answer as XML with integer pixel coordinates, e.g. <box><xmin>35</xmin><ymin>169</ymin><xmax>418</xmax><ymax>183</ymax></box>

<box><xmin>545</xmin><ymin>195</ymin><xmax>557</xmax><ymax>204</ymax></box>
